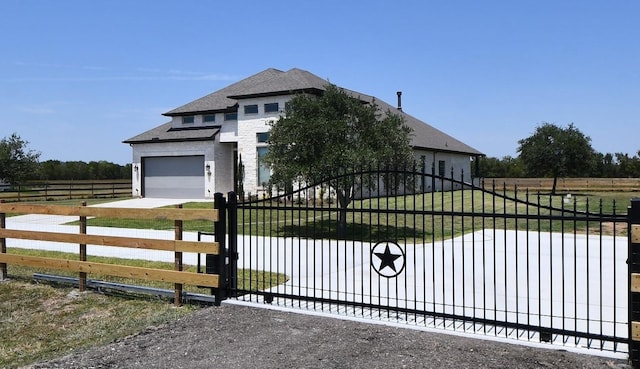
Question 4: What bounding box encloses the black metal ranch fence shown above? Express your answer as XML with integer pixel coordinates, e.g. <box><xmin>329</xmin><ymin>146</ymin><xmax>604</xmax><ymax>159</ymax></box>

<box><xmin>230</xmin><ymin>168</ymin><xmax>630</xmax><ymax>356</ymax></box>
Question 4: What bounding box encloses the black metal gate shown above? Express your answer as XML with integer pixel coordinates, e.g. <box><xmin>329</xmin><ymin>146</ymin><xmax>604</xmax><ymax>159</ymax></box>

<box><xmin>231</xmin><ymin>168</ymin><xmax>629</xmax><ymax>354</ymax></box>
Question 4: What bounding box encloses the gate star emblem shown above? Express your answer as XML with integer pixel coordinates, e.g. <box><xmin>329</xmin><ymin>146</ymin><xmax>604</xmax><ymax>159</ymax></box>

<box><xmin>371</xmin><ymin>241</ymin><xmax>405</xmax><ymax>278</ymax></box>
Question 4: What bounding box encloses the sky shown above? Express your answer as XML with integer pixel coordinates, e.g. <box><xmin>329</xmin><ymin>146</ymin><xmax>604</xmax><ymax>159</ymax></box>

<box><xmin>0</xmin><ymin>1</ymin><xmax>638</xmax><ymax>165</ymax></box>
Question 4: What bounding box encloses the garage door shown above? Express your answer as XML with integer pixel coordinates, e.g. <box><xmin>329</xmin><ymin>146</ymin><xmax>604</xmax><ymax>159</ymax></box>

<box><xmin>143</xmin><ymin>156</ymin><xmax>205</xmax><ymax>198</ymax></box>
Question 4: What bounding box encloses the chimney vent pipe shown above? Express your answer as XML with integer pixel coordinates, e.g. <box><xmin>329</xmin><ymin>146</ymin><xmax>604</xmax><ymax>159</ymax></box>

<box><xmin>396</xmin><ymin>91</ymin><xmax>402</xmax><ymax>111</ymax></box>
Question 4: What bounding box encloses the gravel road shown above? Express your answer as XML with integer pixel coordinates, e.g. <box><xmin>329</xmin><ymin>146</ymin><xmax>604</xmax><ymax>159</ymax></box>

<box><xmin>26</xmin><ymin>303</ymin><xmax>631</xmax><ymax>369</ymax></box>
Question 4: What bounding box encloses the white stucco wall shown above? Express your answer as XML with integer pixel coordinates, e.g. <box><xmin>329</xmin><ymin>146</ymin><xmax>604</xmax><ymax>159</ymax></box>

<box><xmin>130</xmin><ymin>140</ymin><xmax>216</xmax><ymax>198</ymax></box>
<box><xmin>414</xmin><ymin>150</ymin><xmax>473</xmax><ymax>191</ymax></box>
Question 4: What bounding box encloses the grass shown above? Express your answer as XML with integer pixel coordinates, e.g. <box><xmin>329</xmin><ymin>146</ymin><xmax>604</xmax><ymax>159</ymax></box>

<box><xmin>0</xmin><ymin>248</ymin><xmax>288</xmax><ymax>368</ymax></box>
<box><xmin>234</xmin><ymin>190</ymin><xmax>633</xmax><ymax>242</ymax></box>
<box><xmin>0</xmin><ymin>274</ymin><xmax>196</xmax><ymax>368</ymax></box>
<box><xmin>65</xmin><ymin>190</ymin><xmax>634</xmax><ymax>243</ymax></box>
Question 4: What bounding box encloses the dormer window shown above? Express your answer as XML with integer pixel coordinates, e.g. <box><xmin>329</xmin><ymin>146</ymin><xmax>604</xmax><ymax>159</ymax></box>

<box><xmin>244</xmin><ymin>104</ymin><xmax>258</xmax><ymax>115</ymax></box>
<box><xmin>203</xmin><ymin>114</ymin><xmax>216</xmax><ymax>123</ymax></box>
<box><xmin>264</xmin><ymin>103</ymin><xmax>279</xmax><ymax>113</ymax></box>
<box><xmin>182</xmin><ymin>116</ymin><xmax>195</xmax><ymax>124</ymax></box>
<box><xmin>224</xmin><ymin>112</ymin><xmax>237</xmax><ymax>121</ymax></box>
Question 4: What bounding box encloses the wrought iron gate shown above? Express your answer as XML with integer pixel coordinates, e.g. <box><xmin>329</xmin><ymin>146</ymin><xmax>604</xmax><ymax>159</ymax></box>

<box><xmin>230</xmin><ymin>168</ymin><xmax>629</xmax><ymax>354</ymax></box>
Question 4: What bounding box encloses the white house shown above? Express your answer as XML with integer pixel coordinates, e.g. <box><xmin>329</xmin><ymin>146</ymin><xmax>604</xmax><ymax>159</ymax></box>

<box><xmin>124</xmin><ymin>68</ymin><xmax>483</xmax><ymax>199</ymax></box>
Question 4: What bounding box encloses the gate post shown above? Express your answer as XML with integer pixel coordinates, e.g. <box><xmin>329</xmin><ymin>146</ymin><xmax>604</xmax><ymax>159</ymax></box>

<box><xmin>628</xmin><ymin>198</ymin><xmax>640</xmax><ymax>367</ymax></box>
<box><xmin>209</xmin><ymin>192</ymin><xmax>227</xmax><ymax>306</ymax></box>
<box><xmin>227</xmin><ymin>191</ymin><xmax>238</xmax><ymax>297</ymax></box>
<box><xmin>0</xmin><ymin>200</ymin><xmax>6</xmax><ymax>280</ymax></box>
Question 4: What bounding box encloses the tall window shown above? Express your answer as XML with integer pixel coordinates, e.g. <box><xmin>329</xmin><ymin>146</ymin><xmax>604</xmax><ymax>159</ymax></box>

<box><xmin>438</xmin><ymin>160</ymin><xmax>446</xmax><ymax>177</ymax></box>
<box><xmin>257</xmin><ymin>147</ymin><xmax>270</xmax><ymax>186</ymax></box>
<box><xmin>244</xmin><ymin>104</ymin><xmax>258</xmax><ymax>115</ymax></box>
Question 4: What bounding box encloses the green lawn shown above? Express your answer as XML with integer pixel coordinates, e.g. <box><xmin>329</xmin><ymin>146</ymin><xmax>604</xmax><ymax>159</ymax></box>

<box><xmin>69</xmin><ymin>190</ymin><xmax>632</xmax><ymax>242</ymax></box>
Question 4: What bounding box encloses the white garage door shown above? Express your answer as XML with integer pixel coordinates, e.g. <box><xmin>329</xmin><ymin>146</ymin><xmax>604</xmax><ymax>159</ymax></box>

<box><xmin>143</xmin><ymin>156</ymin><xmax>205</xmax><ymax>198</ymax></box>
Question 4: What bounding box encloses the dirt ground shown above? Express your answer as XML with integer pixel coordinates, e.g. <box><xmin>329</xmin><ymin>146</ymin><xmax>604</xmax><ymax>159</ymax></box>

<box><xmin>25</xmin><ymin>302</ymin><xmax>632</xmax><ymax>369</ymax></box>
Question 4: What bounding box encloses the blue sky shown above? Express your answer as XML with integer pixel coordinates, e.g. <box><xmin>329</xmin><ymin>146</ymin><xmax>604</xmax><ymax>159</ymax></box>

<box><xmin>1</xmin><ymin>1</ymin><xmax>638</xmax><ymax>165</ymax></box>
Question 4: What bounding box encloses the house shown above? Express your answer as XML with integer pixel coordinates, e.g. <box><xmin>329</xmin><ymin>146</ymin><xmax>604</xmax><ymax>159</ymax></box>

<box><xmin>124</xmin><ymin>68</ymin><xmax>484</xmax><ymax>199</ymax></box>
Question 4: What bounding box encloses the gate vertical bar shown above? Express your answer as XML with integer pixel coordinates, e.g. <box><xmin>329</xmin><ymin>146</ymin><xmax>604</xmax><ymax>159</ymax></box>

<box><xmin>628</xmin><ymin>198</ymin><xmax>640</xmax><ymax>367</ymax></box>
<box><xmin>227</xmin><ymin>191</ymin><xmax>238</xmax><ymax>298</ymax></box>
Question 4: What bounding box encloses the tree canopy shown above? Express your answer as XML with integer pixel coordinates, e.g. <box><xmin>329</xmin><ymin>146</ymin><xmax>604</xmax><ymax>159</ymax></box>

<box><xmin>264</xmin><ymin>84</ymin><xmax>415</xmax><ymax>235</ymax></box>
<box><xmin>0</xmin><ymin>133</ymin><xmax>40</xmax><ymax>185</ymax></box>
<box><xmin>517</xmin><ymin>122</ymin><xmax>595</xmax><ymax>193</ymax></box>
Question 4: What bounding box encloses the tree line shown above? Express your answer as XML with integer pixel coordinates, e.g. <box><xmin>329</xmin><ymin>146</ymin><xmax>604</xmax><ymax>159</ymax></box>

<box><xmin>36</xmin><ymin>160</ymin><xmax>131</xmax><ymax>181</ymax></box>
<box><xmin>478</xmin><ymin>151</ymin><xmax>640</xmax><ymax>179</ymax></box>
<box><xmin>1</xmin><ymin>133</ymin><xmax>130</xmax><ymax>184</ymax></box>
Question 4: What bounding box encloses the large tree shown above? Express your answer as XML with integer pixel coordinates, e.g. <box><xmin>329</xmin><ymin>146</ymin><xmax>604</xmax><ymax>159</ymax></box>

<box><xmin>517</xmin><ymin>122</ymin><xmax>594</xmax><ymax>194</ymax></box>
<box><xmin>264</xmin><ymin>84</ymin><xmax>414</xmax><ymax>235</ymax></box>
<box><xmin>0</xmin><ymin>133</ymin><xmax>40</xmax><ymax>186</ymax></box>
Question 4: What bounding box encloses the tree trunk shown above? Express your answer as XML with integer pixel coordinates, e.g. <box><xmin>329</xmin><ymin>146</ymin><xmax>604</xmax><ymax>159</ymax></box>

<box><xmin>552</xmin><ymin>176</ymin><xmax>558</xmax><ymax>195</ymax></box>
<box><xmin>336</xmin><ymin>190</ymin><xmax>350</xmax><ymax>238</ymax></box>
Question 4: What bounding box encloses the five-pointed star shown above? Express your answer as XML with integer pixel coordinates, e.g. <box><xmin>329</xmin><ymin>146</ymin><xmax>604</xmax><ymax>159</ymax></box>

<box><xmin>374</xmin><ymin>245</ymin><xmax>401</xmax><ymax>272</ymax></box>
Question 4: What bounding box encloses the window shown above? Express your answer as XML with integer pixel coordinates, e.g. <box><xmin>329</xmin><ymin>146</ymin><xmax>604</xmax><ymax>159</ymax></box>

<box><xmin>264</xmin><ymin>102</ymin><xmax>279</xmax><ymax>113</ymax></box>
<box><xmin>257</xmin><ymin>132</ymin><xmax>269</xmax><ymax>143</ymax></box>
<box><xmin>203</xmin><ymin>114</ymin><xmax>216</xmax><ymax>123</ymax></box>
<box><xmin>438</xmin><ymin>160</ymin><xmax>446</xmax><ymax>177</ymax></box>
<box><xmin>257</xmin><ymin>146</ymin><xmax>271</xmax><ymax>186</ymax></box>
<box><xmin>244</xmin><ymin>104</ymin><xmax>258</xmax><ymax>115</ymax></box>
<box><xmin>224</xmin><ymin>112</ymin><xmax>237</xmax><ymax>121</ymax></box>
<box><xmin>182</xmin><ymin>116</ymin><xmax>194</xmax><ymax>124</ymax></box>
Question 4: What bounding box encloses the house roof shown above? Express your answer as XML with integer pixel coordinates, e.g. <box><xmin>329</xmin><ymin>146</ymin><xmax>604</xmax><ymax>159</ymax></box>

<box><xmin>227</xmin><ymin>68</ymin><xmax>327</xmax><ymax>99</ymax></box>
<box><xmin>164</xmin><ymin>68</ymin><xmax>285</xmax><ymax>115</ymax></box>
<box><xmin>369</xmin><ymin>98</ymin><xmax>483</xmax><ymax>155</ymax></box>
<box><xmin>127</xmin><ymin>67</ymin><xmax>483</xmax><ymax>156</ymax></box>
<box><xmin>123</xmin><ymin>122</ymin><xmax>219</xmax><ymax>144</ymax></box>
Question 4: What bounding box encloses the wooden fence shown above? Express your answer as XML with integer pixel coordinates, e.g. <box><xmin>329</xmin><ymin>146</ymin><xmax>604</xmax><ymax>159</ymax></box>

<box><xmin>0</xmin><ymin>180</ymin><xmax>132</xmax><ymax>202</ymax></box>
<box><xmin>483</xmin><ymin>177</ymin><xmax>640</xmax><ymax>192</ymax></box>
<box><xmin>0</xmin><ymin>203</ymin><xmax>222</xmax><ymax>306</ymax></box>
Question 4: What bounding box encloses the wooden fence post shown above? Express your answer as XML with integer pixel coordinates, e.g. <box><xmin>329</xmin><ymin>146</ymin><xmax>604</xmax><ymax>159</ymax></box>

<box><xmin>0</xmin><ymin>200</ymin><xmax>6</xmax><ymax>280</ymax></box>
<box><xmin>174</xmin><ymin>204</ymin><xmax>183</xmax><ymax>306</ymax></box>
<box><xmin>79</xmin><ymin>201</ymin><xmax>87</xmax><ymax>291</ymax></box>
<box><xmin>629</xmin><ymin>198</ymin><xmax>640</xmax><ymax>368</ymax></box>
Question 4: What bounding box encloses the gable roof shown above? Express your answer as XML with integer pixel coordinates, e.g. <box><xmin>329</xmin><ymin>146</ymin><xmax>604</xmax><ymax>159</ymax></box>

<box><xmin>127</xmin><ymin>67</ymin><xmax>483</xmax><ymax>156</ymax></box>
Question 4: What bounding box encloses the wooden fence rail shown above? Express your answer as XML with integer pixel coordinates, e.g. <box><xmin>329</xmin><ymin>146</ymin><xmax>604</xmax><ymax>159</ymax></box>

<box><xmin>484</xmin><ymin>177</ymin><xmax>640</xmax><ymax>192</ymax></box>
<box><xmin>0</xmin><ymin>203</ymin><xmax>221</xmax><ymax>306</ymax></box>
<box><xmin>0</xmin><ymin>180</ymin><xmax>132</xmax><ymax>202</ymax></box>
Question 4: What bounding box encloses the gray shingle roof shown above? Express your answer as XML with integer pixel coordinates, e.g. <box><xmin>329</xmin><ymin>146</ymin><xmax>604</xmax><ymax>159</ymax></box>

<box><xmin>164</xmin><ymin>68</ymin><xmax>284</xmax><ymax>115</ymax></box>
<box><xmin>374</xmin><ymin>98</ymin><xmax>483</xmax><ymax>155</ymax></box>
<box><xmin>127</xmin><ymin>67</ymin><xmax>483</xmax><ymax>156</ymax></box>
<box><xmin>123</xmin><ymin>122</ymin><xmax>219</xmax><ymax>144</ymax></box>
<box><xmin>227</xmin><ymin>68</ymin><xmax>327</xmax><ymax>99</ymax></box>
